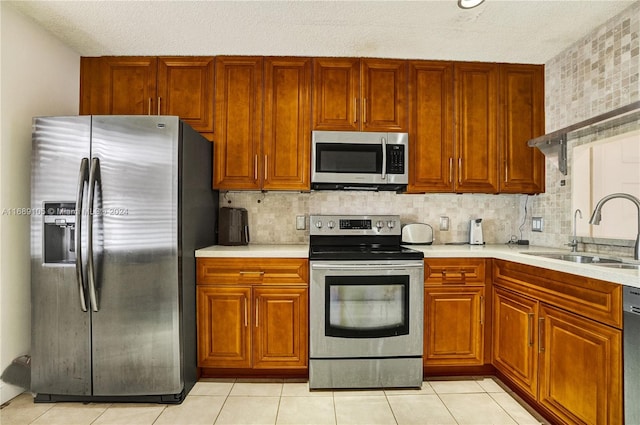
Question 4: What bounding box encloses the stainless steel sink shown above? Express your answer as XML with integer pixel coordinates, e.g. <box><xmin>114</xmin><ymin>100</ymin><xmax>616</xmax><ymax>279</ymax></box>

<box><xmin>524</xmin><ymin>252</ymin><xmax>623</xmax><ymax>264</ymax></box>
<box><xmin>592</xmin><ymin>263</ymin><xmax>640</xmax><ymax>270</ymax></box>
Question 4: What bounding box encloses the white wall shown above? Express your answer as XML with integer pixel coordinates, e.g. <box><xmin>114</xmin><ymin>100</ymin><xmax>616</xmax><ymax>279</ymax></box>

<box><xmin>0</xmin><ymin>3</ymin><xmax>79</xmax><ymax>404</ymax></box>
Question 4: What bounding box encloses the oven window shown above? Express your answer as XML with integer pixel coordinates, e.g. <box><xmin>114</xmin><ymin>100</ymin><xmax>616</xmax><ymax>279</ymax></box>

<box><xmin>325</xmin><ymin>275</ymin><xmax>410</xmax><ymax>338</ymax></box>
<box><xmin>316</xmin><ymin>143</ymin><xmax>382</xmax><ymax>174</ymax></box>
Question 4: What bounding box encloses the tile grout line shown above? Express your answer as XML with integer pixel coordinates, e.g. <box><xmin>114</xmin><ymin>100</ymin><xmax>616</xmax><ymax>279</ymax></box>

<box><xmin>212</xmin><ymin>378</ymin><xmax>236</xmax><ymax>425</ymax></box>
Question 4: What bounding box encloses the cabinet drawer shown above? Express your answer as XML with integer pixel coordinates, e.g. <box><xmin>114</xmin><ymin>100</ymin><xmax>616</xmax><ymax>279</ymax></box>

<box><xmin>493</xmin><ymin>260</ymin><xmax>622</xmax><ymax>329</ymax></box>
<box><xmin>197</xmin><ymin>258</ymin><xmax>309</xmax><ymax>285</ymax></box>
<box><xmin>425</xmin><ymin>258</ymin><xmax>485</xmax><ymax>285</ymax></box>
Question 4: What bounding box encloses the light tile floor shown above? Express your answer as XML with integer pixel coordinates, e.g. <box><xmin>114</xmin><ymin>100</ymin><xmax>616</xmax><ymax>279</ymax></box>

<box><xmin>1</xmin><ymin>377</ymin><xmax>549</xmax><ymax>425</ymax></box>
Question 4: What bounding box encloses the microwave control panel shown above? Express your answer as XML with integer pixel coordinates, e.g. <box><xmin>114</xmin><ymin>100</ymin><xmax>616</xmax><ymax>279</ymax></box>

<box><xmin>386</xmin><ymin>145</ymin><xmax>405</xmax><ymax>174</ymax></box>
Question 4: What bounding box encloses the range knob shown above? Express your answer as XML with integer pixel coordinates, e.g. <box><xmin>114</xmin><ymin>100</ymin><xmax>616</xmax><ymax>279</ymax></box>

<box><xmin>327</xmin><ymin>220</ymin><xmax>336</xmax><ymax>229</ymax></box>
<box><xmin>387</xmin><ymin>220</ymin><xmax>396</xmax><ymax>229</ymax></box>
<box><xmin>376</xmin><ymin>220</ymin><xmax>384</xmax><ymax>229</ymax></box>
<box><xmin>315</xmin><ymin>220</ymin><xmax>323</xmax><ymax>229</ymax></box>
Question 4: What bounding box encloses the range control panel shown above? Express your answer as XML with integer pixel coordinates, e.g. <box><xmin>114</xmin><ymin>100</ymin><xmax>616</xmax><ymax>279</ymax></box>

<box><xmin>310</xmin><ymin>215</ymin><xmax>401</xmax><ymax>236</ymax></box>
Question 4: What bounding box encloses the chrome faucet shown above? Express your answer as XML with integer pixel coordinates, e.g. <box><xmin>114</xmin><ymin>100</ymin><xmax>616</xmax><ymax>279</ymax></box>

<box><xmin>568</xmin><ymin>209</ymin><xmax>582</xmax><ymax>252</ymax></box>
<box><xmin>589</xmin><ymin>193</ymin><xmax>640</xmax><ymax>261</ymax></box>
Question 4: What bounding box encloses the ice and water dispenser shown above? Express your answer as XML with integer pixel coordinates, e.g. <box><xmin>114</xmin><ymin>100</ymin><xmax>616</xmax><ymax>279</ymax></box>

<box><xmin>43</xmin><ymin>202</ymin><xmax>76</xmax><ymax>264</ymax></box>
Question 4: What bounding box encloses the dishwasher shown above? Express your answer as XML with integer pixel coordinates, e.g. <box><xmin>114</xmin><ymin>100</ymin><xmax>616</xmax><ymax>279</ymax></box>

<box><xmin>624</xmin><ymin>286</ymin><xmax>640</xmax><ymax>424</ymax></box>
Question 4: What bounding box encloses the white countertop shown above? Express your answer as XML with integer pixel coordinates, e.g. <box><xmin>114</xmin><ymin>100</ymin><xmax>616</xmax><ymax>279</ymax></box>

<box><xmin>196</xmin><ymin>244</ymin><xmax>309</xmax><ymax>258</ymax></box>
<box><xmin>195</xmin><ymin>243</ymin><xmax>640</xmax><ymax>288</ymax></box>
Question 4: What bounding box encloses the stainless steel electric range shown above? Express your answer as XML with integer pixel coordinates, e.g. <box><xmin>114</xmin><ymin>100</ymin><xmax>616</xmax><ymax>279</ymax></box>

<box><xmin>308</xmin><ymin>214</ymin><xmax>425</xmax><ymax>389</ymax></box>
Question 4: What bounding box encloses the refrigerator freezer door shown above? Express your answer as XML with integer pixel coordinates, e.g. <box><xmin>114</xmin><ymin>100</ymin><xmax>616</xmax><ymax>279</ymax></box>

<box><xmin>31</xmin><ymin>116</ymin><xmax>92</xmax><ymax>396</ymax></box>
<box><xmin>89</xmin><ymin>116</ymin><xmax>182</xmax><ymax>396</ymax></box>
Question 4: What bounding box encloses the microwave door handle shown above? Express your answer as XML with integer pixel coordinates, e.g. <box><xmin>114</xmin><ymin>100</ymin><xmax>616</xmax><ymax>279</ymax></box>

<box><xmin>381</xmin><ymin>137</ymin><xmax>387</xmax><ymax>180</ymax></box>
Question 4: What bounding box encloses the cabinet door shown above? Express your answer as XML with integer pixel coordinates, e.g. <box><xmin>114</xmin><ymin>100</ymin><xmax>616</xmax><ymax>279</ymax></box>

<box><xmin>253</xmin><ymin>287</ymin><xmax>308</xmax><ymax>369</ymax></box>
<box><xmin>499</xmin><ymin>64</ymin><xmax>545</xmax><ymax>194</ymax></box>
<box><xmin>197</xmin><ymin>286</ymin><xmax>252</xmax><ymax>368</ymax></box>
<box><xmin>538</xmin><ymin>304</ymin><xmax>622</xmax><ymax>425</ymax></box>
<box><xmin>80</xmin><ymin>57</ymin><xmax>157</xmax><ymax>116</ymax></box>
<box><xmin>157</xmin><ymin>57</ymin><xmax>214</xmax><ymax>133</ymax></box>
<box><xmin>213</xmin><ymin>57</ymin><xmax>263</xmax><ymax>190</ymax></box>
<box><xmin>424</xmin><ymin>286</ymin><xmax>484</xmax><ymax>366</ymax></box>
<box><xmin>361</xmin><ymin>59</ymin><xmax>408</xmax><ymax>132</ymax></box>
<box><xmin>407</xmin><ymin>61</ymin><xmax>454</xmax><ymax>193</ymax></box>
<box><xmin>263</xmin><ymin>57</ymin><xmax>311</xmax><ymax>190</ymax></box>
<box><xmin>454</xmin><ymin>62</ymin><xmax>499</xmax><ymax>193</ymax></box>
<box><xmin>492</xmin><ymin>287</ymin><xmax>538</xmax><ymax>398</ymax></box>
<box><xmin>312</xmin><ymin>58</ymin><xmax>360</xmax><ymax>131</ymax></box>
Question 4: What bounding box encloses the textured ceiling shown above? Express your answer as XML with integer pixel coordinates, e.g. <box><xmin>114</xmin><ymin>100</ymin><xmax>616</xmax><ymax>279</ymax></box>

<box><xmin>8</xmin><ymin>0</ymin><xmax>637</xmax><ymax>64</ymax></box>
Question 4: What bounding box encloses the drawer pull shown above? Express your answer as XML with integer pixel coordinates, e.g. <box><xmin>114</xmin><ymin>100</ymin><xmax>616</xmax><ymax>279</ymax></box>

<box><xmin>243</xmin><ymin>297</ymin><xmax>248</xmax><ymax>327</ymax></box>
<box><xmin>239</xmin><ymin>271</ymin><xmax>265</xmax><ymax>276</ymax></box>
<box><xmin>538</xmin><ymin>317</ymin><xmax>545</xmax><ymax>352</ymax></box>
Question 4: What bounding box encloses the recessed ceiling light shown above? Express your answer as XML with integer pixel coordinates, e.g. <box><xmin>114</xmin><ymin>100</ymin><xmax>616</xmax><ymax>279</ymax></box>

<box><xmin>458</xmin><ymin>0</ymin><xmax>485</xmax><ymax>9</ymax></box>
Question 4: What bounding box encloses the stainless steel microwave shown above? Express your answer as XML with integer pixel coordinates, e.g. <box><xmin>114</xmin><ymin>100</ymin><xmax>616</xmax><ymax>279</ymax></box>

<box><xmin>311</xmin><ymin>131</ymin><xmax>409</xmax><ymax>192</ymax></box>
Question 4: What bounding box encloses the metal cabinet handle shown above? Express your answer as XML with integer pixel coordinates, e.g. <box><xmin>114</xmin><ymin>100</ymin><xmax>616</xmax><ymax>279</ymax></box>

<box><xmin>505</xmin><ymin>161</ymin><xmax>508</xmax><ymax>183</ymax></box>
<box><xmin>480</xmin><ymin>295</ymin><xmax>484</xmax><ymax>325</ymax></box>
<box><xmin>239</xmin><ymin>271</ymin><xmax>264</xmax><ymax>276</ymax></box>
<box><xmin>449</xmin><ymin>157</ymin><xmax>453</xmax><ymax>183</ymax></box>
<box><xmin>353</xmin><ymin>98</ymin><xmax>357</xmax><ymax>123</ymax></box>
<box><xmin>244</xmin><ymin>297</ymin><xmax>248</xmax><ymax>327</ymax></box>
<box><xmin>363</xmin><ymin>98</ymin><xmax>367</xmax><ymax>124</ymax></box>
<box><xmin>75</xmin><ymin>158</ymin><xmax>89</xmax><ymax>312</ymax></box>
<box><xmin>527</xmin><ymin>313</ymin><xmax>534</xmax><ymax>347</ymax></box>
<box><xmin>254</xmin><ymin>155</ymin><xmax>258</xmax><ymax>181</ymax></box>
<box><xmin>157</xmin><ymin>97</ymin><xmax>161</xmax><ymax>115</ymax></box>
<box><xmin>458</xmin><ymin>158</ymin><xmax>462</xmax><ymax>183</ymax></box>
<box><xmin>255</xmin><ymin>297</ymin><xmax>259</xmax><ymax>328</ymax></box>
<box><xmin>264</xmin><ymin>155</ymin><xmax>268</xmax><ymax>181</ymax></box>
<box><xmin>148</xmin><ymin>98</ymin><xmax>152</xmax><ymax>115</ymax></box>
<box><xmin>538</xmin><ymin>317</ymin><xmax>545</xmax><ymax>352</ymax></box>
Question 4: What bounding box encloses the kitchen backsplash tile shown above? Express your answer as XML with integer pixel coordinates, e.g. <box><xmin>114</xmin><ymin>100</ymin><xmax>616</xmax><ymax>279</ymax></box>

<box><xmin>219</xmin><ymin>191</ymin><xmax>522</xmax><ymax>245</ymax></box>
<box><xmin>527</xmin><ymin>1</ymin><xmax>639</xmax><ymax>258</ymax></box>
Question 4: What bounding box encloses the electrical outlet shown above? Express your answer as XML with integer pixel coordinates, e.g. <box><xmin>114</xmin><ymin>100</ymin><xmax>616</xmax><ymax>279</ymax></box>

<box><xmin>532</xmin><ymin>217</ymin><xmax>544</xmax><ymax>232</ymax></box>
<box><xmin>439</xmin><ymin>216</ymin><xmax>450</xmax><ymax>231</ymax></box>
<box><xmin>296</xmin><ymin>215</ymin><xmax>306</xmax><ymax>230</ymax></box>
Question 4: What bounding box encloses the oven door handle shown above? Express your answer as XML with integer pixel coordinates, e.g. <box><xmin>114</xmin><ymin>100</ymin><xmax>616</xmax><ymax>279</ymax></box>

<box><xmin>311</xmin><ymin>263</ymin><xmax>424</xmax><ymax>270</ymax></box>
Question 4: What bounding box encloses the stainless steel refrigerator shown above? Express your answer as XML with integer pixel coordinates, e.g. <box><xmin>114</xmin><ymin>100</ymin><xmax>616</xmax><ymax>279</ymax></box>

<box><xmin>30</xmin><ymin>116</ymin><xmax>218</xmax><ymax>403</ymax></box>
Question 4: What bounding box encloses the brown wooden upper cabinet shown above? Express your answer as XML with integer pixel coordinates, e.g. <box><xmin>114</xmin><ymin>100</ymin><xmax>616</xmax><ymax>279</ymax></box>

<box><xmin>408</xmin><ymin>61</ymin><xmax>544</xmax><ymax>194</ymax></box>
<box><xmin>407</xmin><ymin>61</ymin><xmax>454</xmax><ymax>192</ymax></box>
<box><xmin>499</xmin><ymin>64</ymin><xmax>545</xmax><ymax>193</ymax></box>
<box><xmin>213</xmin><ymin>56</ymin><xmax>311</xmax><ymax>191</ymax></box>
<box><xmin>454</xmin><ymin>62</ymin><xmax>500</xmax><ymax>193</ymax></box>
<box><xmin>80</xmin><ymin>56</ymin><xmax>214</xmax><ymax>133</ymax></box>
<box><xmin>312</xmin><ymin>58</ymin><xmax>408</xmax><ymax>132</ymax></box>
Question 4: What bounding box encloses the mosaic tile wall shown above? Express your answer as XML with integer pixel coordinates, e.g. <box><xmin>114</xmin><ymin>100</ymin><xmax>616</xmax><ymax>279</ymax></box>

<box><xmin>220</xmin><ymin>191</ymin><xmax>523</xmax><ymax>245</ymax></box>
<box><xmin>526</xmin><ymin>1</ymin><xmax>640</xmax><ymax>257</ymax></box>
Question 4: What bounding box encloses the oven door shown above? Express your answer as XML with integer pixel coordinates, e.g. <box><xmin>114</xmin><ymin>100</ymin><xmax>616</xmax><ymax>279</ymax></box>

<box><xmin>310</xmin><ymin>260</ymin><xmax>423</xmax><ymax>358</ymax></box>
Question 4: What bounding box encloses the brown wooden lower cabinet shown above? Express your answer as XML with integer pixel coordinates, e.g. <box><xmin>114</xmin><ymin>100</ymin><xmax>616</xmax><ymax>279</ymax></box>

<box><xmin>492</xmin><ymin>260</ymin><xmax>622</xmax><ymax>425</ymax></box>
<box><xmin>424</xmin><ymin>286</ymin><xmax>485</xmax><ymax>366</ymax></box>
<box><xmin>196</xmin><ymin>258</ymin><xmax>308</xmax><ymax>374</ymax></box>
<box><xmin>538</xmin><ymin>304</ymin><xmax>621</xmax><ymax>425</ymax></box>
<box><xmin>423</xmin><ymin>258</ymin><xmax>490</xmax><ymax>370</ymax></box>
<box><xmin>492</xmin><ymin>286</ymin><xmax>538</xmax><ymax>397</ymax></box>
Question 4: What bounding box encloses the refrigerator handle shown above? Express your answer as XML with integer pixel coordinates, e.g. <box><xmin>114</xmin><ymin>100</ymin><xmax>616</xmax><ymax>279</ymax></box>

<box><xmin>76</xmin><ymin>158</ymin><xmax>89</xmax><ymax>312</ymax></box>
<box><xmin>87</xmin><ymin>157</ymin><xmax>100</xmax><ymax>312</ymax></box>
